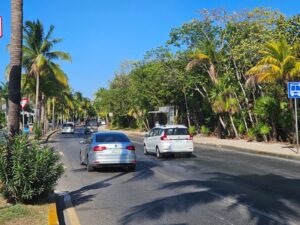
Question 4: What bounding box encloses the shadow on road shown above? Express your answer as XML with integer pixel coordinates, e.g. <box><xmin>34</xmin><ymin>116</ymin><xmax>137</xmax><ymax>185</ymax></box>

<box><xmin>120</xmin><ymin>173</ymin><xmax>300</xmax><ymax>225</ymax></box>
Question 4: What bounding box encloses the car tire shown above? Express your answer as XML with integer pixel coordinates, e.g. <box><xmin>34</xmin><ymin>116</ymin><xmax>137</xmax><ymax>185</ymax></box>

<box><xmin>185</xmin><ymin>152</ymin><xmax>192</xmax><ymax>158</ymax></box>
<box><xmin>86</xmin><ymin>159</ymin><xmax>94</xmax><ymax>172</ymax></box>
<box><xmin>156</xmin><ymin>146</ymin><xmax>162</xmax><ymax>159</ymax></box>
<box><xmin>143</xmin><ymin>144</ymin><xmax>148</xmax><ymax>155</ymax></box>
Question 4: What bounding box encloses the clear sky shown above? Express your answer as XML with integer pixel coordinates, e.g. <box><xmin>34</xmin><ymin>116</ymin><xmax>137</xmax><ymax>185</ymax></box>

<box><xmin>0</xmin><ymin>0</ymin><xmax>299</xmax><ymax>99</ymax></box>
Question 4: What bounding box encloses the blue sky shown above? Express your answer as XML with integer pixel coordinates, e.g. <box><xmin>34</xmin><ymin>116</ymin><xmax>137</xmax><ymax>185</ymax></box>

<box><xmin>0</xmin><ymin>0</ymin><xmax>299</xmax><ymax>98</ymax></box>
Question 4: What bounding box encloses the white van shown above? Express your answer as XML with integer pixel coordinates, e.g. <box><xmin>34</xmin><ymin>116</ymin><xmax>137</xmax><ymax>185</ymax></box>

<box><xmin>143</xmin><ymin>125</ymin><xmax>193</xmax><ymax>158</ymax></box>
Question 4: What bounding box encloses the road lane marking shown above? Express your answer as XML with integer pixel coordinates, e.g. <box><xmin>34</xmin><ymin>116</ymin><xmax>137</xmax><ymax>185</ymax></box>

<box><xmin>63</xmin><ymin>192</ymin><xmax>81</xmax><ymax>225</ymax></box>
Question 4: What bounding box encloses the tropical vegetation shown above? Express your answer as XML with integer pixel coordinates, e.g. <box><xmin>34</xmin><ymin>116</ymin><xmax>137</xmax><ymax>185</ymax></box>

<box><xmin>94</xmin><ymin>8</ymin><xmax>300</xmax><ymax>142</ymax></box>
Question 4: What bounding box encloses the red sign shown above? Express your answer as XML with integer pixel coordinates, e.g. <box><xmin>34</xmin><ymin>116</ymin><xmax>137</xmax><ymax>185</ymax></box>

<box><xmin>20</xmin><ymin>98</ymin><xmax>29</xmax><ymax>109</ymax></box>
<box><xmin>0</xmin><ymin>16</ymin><xmax>2</xmax><ymax>38</ymax></box>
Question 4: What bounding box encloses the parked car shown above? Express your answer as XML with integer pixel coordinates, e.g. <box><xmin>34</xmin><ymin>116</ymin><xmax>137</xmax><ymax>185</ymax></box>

<box><xmin>79</xmin><ymin>132</ymin><xmax>136</xmax><ymax>172</ymax></box>
<box><xmin>143</xmin><ymin>125</ymin><xmax>193</xmax><ymax>158</ymax></box>
<box><xmin>61</xmin><ymin>123</ymin><xmax>75</xmax><ymax>134</ymax></box>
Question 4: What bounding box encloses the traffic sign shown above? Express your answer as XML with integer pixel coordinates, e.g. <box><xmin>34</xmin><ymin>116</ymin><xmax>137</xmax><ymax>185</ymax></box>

<box><xmin>20</xmin><ymin>98</ymin><xmax>29</xmax><ymax>109</ymax></box>
<box><xmin>0</xmin><ymin>16</ymin><xmax>2</xmax><ymax>38</ymax></box>
<box><xmin>288</xmin><ymin>82</ymin><xmax>300</xmax><ymax>98</ymax></box>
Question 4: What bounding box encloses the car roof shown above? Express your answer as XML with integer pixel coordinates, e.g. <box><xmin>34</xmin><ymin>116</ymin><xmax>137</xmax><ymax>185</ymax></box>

<box><xmin>93</xmin><ymin>131</ymin><xmax>128</xmax><ymax>136</ymax></box>
<box><xmin>154</xmin><ymin>125</ymin><xmax>187</xmax><ymax>129</ymax></box>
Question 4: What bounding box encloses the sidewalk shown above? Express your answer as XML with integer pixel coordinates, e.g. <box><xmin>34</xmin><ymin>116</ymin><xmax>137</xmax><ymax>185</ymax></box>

<box><xmin>111</xmin><ymin>129</ymin><xmax>300</xmax><ymax>161</ymax></box>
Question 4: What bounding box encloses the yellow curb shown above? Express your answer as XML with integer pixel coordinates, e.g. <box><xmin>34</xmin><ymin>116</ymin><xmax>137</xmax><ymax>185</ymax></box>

<box><xmin>48</xmin><ymin>202</ymin><xmax>59</xmax><ymax>225</ymax></box>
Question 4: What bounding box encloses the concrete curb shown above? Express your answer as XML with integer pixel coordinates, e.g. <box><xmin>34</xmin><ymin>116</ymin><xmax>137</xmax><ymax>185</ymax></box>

<box><xmin>48</xmin><ymin>193</ymin><xmax>59</xmax><ymax>225</ymax></box>
<box><xmin>46</xmin><ymin>130</ymin><xmax>60</xmax><ymax>225</ymax></box>
<box><xmin>122</xmin><ymin>131</ymin><xmax>300</xmax><ymax>162</ymax></box>
<box><xmin>44</xmin><ymin>129</ymin><xmax>60</xmax><ymax>143</ymax></box>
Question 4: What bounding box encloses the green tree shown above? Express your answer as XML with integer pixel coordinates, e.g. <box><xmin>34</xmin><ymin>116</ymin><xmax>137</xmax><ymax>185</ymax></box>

<box><xmin>246</xmin><ymin>38</ymin><xmax>300</xmax><ymax>84</ymax></box>
<box><xmin>22</xmin><ymin>20</ymin><xmax>71</xmax><ymax>124</ymax></box>
<box><xmin>8</xmin><ymin>0</ymin><xmax>23</xmax><ymax>136</ymax></box>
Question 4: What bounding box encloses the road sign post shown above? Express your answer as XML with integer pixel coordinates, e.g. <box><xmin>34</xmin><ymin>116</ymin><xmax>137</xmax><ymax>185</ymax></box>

<box><xmin>288</xmin><ymin>82</ymin><xmax>300</xmax><ymax>153</ymax></box>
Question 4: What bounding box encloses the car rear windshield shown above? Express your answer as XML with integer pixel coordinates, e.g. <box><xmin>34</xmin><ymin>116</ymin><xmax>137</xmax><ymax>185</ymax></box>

<box><xmin>63</xmin><ymin>124</ymin><xmax>73</xmax><ymax>128</ymax></box>
<box><xmin>96</xmin><ymin>133</ymin><xmax>130</xmax><ymax>142</ymax></box>
<box><xmin>165</xmin><ymin>128</ymin><xmax>188</xmax><ymax>135</ymax></box>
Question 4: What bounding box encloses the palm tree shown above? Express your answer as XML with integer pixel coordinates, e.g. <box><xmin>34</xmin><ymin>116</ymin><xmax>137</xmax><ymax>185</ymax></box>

<box><xmin>186</xmin><ymin>43</ymin><xmax>229</xmax><ymax>134</ymax></box>
<box><xmin>246</xmin><ymin>38</ymin><xmax>300</xmax><ymax>83</ymax></box>
<box><xmin>8</xmin><ymin>0</ymin><xmax>23</xmax><ymax>136</ymax></box>
<box><xmin>22</xmin><ymin>20</ymin><xmax>71</xmax><ymax>125</ymax></box>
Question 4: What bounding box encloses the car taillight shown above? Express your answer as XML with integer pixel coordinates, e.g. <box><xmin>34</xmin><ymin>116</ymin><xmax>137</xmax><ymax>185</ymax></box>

<box><xmin>188</xmin><ymin>135</ymin><xmax>193</xmax><ymax>140</ymax></box>
<box><xmin>93</xmin><ymin>146</ymin><xmax>107</xmax><ymax>151</ymax></box>
<box><xmin>126</xmin><ymin>145</ymin><xmax>135</xmax><ymax>151</ymax></box>
<box><xmin>161</xmin><ymin>131</ymin><xmax>168</xmax><ymax>140</ymax></box>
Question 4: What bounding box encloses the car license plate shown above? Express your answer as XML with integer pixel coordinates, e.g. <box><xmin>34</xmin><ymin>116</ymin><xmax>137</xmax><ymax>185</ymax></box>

<box><xmin>112</xmin><ymin>149</ymin><xmax>121</xmax><ymax>154</ymax></box>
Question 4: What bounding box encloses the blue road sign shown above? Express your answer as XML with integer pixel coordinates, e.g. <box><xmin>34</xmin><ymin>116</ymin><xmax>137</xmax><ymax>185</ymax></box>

<box><xmin>288</xmin><ymin>82</ymin><xmax>300</xmax><ymax>98</ymax></box>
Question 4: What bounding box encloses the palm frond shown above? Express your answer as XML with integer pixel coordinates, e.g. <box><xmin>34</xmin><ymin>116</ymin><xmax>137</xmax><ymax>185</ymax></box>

<box><xmin>46</xmin><ymin>51</ymin><xmax>72</xmax><ymax>62</ymax></box>
<box><xmin>47</xmin><ymin>62</ymin><xmax>68</xmax><ymax>86</ymax></box>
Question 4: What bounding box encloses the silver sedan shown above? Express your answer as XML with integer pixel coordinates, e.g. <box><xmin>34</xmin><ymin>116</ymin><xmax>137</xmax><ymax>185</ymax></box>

<box><xmin>80</xmin><ymin>132</ymin><xmax>136</xmax><ymax>172</ymax></box>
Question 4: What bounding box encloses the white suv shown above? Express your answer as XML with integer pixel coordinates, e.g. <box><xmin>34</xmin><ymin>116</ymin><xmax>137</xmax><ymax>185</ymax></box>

<box><xmin>143</xmin><ymin>125</ymin><xmax>193</xmax><ymax>158</ymax></box>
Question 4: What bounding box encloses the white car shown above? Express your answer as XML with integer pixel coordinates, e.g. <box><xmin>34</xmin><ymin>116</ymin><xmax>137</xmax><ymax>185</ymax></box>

<box><xmin>143</xmin><ymin>125</ymin><xmax>193</xmax><ymax>158</ymax></box>
<box><xmin>61</xmin><ymin>123</ymin><xmax>75</xmax><ymax>134</ymax></box>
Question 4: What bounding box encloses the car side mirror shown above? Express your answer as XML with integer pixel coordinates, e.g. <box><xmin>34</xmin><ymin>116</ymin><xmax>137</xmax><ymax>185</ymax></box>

<box><xmin>144</xmin><ymin>133</ymin><xmax>150</xmax><ymax>137</ymax></box>
<box><xmin>80</xmin><ymin>140</ymin><xmax>85</xmax><ymax>144</ymax></box>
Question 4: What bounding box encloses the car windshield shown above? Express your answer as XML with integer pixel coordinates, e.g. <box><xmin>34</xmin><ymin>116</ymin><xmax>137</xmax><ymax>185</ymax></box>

<box><xmin>63</xmin><ymin>124</ymin><xmax>73</xmax><ymax>128</ymax></box>
<box><xmin>96</xmin><ymin>133</ymin><xmax>130</xmax><ymax>142</ymax></box>
<box><xmin>165</xmin><ymin>128</ymin><xmax>188</xmax><ymax>135</ymax></box>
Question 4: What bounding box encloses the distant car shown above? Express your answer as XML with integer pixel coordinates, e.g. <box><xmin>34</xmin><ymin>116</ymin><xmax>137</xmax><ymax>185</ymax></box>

<box><xmin>143</xmin><ymin>125</ymin><xmax>193</xmax><ymax>158</ymax></box>
<box><xmin>85</xmin><ymin>120</ymin><xmax>98</xmax><ymax>134</ymax></box>
<box><xmin>61</xmin><ymin>123</ymin><xmax>75</xmax><ymax>134</ymax></box>
<box><xmin>100</xmin><ymin>120</ymin><xmax>106</xmax><ymax>125</ymax></box>
<box><xmin>79</xmin><ymin>132</ymin><xmax>136</xmax><ymax>172</ymax></box>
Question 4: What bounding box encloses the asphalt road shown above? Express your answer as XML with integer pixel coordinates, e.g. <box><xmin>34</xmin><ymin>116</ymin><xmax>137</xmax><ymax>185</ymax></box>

<box><xmin>51</xmin><ymin>127</ymin><xmax>300</xmax><ymax>225</ymax></box>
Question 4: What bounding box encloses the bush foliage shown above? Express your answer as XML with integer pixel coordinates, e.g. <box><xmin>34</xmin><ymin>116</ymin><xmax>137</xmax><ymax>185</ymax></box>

<box><xmin>0</xmin><ymin>135</ymin><xmax>64</xmax><ymax>203</ymax></box>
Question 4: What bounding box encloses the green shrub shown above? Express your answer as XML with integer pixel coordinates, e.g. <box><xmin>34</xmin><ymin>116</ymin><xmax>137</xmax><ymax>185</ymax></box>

<box><xmin>33</xmin><ymin>123</ymin><xmax>42</xmax><ymax>140</ymax></box>
<box><xmin>238</xmin><ymin>123</ymin><xmax>246</xmax><ymax>134</ymax></box>
<box><xmin>247</xmin><ymin>128</ymin><xmax>256</xmax><ymax>140</ymax></box>
<box><xmin>258</xmin><ymin>124</ymin><xmax>270</xmax><ymax>136</ymax></box>
<box><xmin>200</xmin><ymin>125</ymin><xmax>210</xmax><ymax>136</ymax></box>
<box><xmin>188</xmin><ymin>126</ymin><xmax>196</xmax><ymax>135</ymax></box>
<box><xmin>0</xmin><ymin>135</ymin><xmax>64</xmax><ymax>203</ymax></box>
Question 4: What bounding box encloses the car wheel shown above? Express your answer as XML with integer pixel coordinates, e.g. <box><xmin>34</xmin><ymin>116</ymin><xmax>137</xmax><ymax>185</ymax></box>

<box><xmin>156</xmin><ymin>146</ymin><xmax>162</xmax><ymax>159</ymax></box>
<box><xmin>185</xmin><ymin>152</ymin><xmax>192</xmax><ymax>158</ymax></box>
<box><xmin>86</xmin><ymin>158</ymin><xmax>94</xmax><ymax>172</ymax></box>
<box><xmin>143</xmin><ymin>144</ymin><xmax>148</xmax><ymax>155</ymax></box>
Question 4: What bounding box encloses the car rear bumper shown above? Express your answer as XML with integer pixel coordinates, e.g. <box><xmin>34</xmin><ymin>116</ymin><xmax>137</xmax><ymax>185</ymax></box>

<box><xmin>160</xmin><ymin>142</ymin><xmax>193</xmax><ymax>153</ymax></box>
<box><xmin>90</xmin><ymin>155</ymin><xmax>136</xmax><ymax>166</ymax></box>
<box><xmin>92</xmin><ymin>163</ymin><xmax>136</xmax><ymax>168</ymax></box>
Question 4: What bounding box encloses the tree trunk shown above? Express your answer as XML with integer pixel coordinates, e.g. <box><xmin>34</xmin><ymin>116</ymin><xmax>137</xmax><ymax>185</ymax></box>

<box><xmin>52</xmin><ymin>98</ymin><xmax>55</xmax><ymax>130</ymax></box>
<box><xmin>7</xmin><ymin>0</ymin><xmax>23</xmax><ymax>136</ymax></box>
<box><xmin>35</xmin><ymin>73</ymin><xmax>40</xmax><ymax>125</ymax></box>
<box><xmin>183</xmin><ymin>91</ymin><xmax>191</xmax><ymax>127</ymax></box>
<box><xmin>229</xmin><ymin>114</ymin><xmax>239</xmax><ymax>138</ymax></box>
